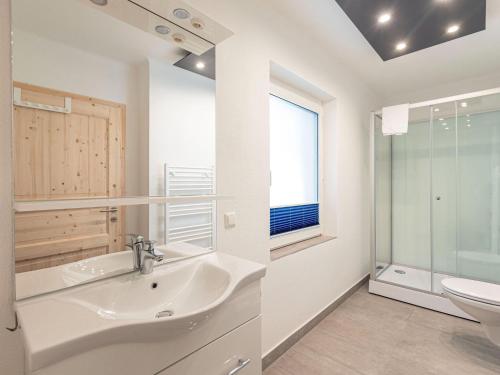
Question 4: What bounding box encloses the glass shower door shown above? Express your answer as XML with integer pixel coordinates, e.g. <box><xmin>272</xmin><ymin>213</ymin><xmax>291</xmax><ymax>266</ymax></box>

<box><xmin>455</xmin><ymin>93</ymin><xmax>500</xmax><ymax>285</ymax></box>
<box><xmin>431</xmin><ymin>92</ymin><xmax>500</xmax><ymax>290</ymax></box>
<box><xmin>389</xmin><ymin>107</ymin><xmax>432</xmax><ymax>291</ymax></box>
<box><xmin>430</xmin><ymin>101</ymin><xmax>458</xmax><ymax>293</ymax></box>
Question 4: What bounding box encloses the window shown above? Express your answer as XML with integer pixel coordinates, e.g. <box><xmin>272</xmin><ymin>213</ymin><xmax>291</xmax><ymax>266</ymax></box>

<box><xmin>270</xmin><ymin>89</ymin><xmax>321</xmax><ymax>244</ymax></box>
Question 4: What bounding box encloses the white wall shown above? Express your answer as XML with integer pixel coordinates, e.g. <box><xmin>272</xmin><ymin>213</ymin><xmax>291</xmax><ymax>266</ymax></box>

<box><xmin>147</xmin><ymin>58</ymin><xmax>215</xmax><ymax>241</ymax></box>
<box><xmin>385</xmin><ymin>71</ymin><xmax>500</xmax><ymax>106</ymax></box>
<box><xmin>190</xmin><ymin>0</ymin><xmax>379</xmax><ymax>354</ymax></box>
<box><xmin>12</xmin><ymin>28</ymin><xmax>143</xmax><ymax>233</ymax></box>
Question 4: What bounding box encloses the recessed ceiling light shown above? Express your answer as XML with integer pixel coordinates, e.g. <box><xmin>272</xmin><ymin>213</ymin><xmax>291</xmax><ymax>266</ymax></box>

<box><xmin>439</xmin><ymin>118</ymin><xmax>444</xmax><ymax>121</ymax></box>
<box><xmin>90</xmin><ymin>0</ymin><xmax>107</xmax><ymax>5</ymax></box>
<box><xmin>460</xmin><ymin>102</ymin><xmax>468</xmax><ymax>108</ymax></box>
<box><xmin>445</xmin><ymin>127</ymin><xmax>450</xmax><ymax>130</ymax></box>
<box><xmin>196</xmin><ymin>61</ymin><xmax>206</xmax><ymax>70</ymax></box>
<box><xmin>447</xmin><ymin>24</ymin><xmax>460</xmax><ymax>34</ymax></box>
<box><xmin>467</xmin><ymin>124</ymin><xmax>471</xmax><ymax>127</ymax></box>
<box><xmin>173</xmin><ymin>8</ymin><xmax>191</xmax><ymax>19</ymax></box>
<box><xmin>395</xmin><ymin>41</ymin><xmax>407</xmax><ymax>51</ymax></box>
<box><xmin>378</xmin><ymin>13</ymin><xmax>392</xmax><ymax>24</ymax></box>
<box><xmin>172</xmin><ymin>33</ymin><xmax>186</xmax><ymax>43</ymax></box>
<box><xmin>155</xmin><ymin>25</ymin><xmax>170</xmax><ymax>35</ymax></box>
<box><xmin>443</xmin><ymin>122</ymin><xmax>448</xmax><ymax>126</ymax></box>
<box><xmin>191</xmin><ymin>18</ymin><xmax>205</xmax><ymax>30</ymax></box>
<box><xmin>434</xmin><ymin>108</ymin><xmax>440</xmax><ymax>112</ymax></box>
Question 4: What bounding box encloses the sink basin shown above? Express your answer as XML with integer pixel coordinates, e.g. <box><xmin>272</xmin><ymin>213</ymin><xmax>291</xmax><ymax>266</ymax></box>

<box><xmin>69</xmin><ymin>260</ymin><xmax>230</xmax><ymax>320</ymax></box>
<box><xmin>16</xmin><ymin>250</ymin><xmax>266</xmax><ymax>374</ymax></box>
<box><xmin>16</xmin><ymin>243</ymin><xmax>206</xmax><ymax>299</ymax></box>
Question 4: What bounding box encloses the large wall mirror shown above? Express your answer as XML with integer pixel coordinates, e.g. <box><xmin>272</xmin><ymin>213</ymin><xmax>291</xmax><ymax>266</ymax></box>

<box><xmin>12</xmin><ymin>0</ymin><xmax>218</xmax><ymax>299</ymax></box>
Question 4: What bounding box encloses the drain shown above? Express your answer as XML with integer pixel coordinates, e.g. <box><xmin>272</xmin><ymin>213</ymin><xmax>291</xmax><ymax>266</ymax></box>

<box><xmin>394</xmin><ymin>269</ymin><xmax>406</xmax><ymax>275</ymax></box>
<box><xmin>156</xmin><ymin>310</ymin><xmax>174</xmax><ymax>318</ymax></box>
<box><xmin>376</xmin><ymin>265</ymin><xmax>384</xmax><ymax>270</ymax></box>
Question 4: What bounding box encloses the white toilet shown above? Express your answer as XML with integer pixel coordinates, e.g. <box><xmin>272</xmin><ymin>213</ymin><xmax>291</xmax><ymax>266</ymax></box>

<box><xmin>442</xmin><ymin>278</ymin><xmax>500</xmax><ymax>346</ymax></box>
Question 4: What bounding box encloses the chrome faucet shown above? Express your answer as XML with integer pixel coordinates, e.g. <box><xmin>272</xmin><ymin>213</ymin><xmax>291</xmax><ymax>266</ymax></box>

<box><xmin>126</xmin><ymin>234</ymin><xmax>164</xmax><ymax>274</ymax></box>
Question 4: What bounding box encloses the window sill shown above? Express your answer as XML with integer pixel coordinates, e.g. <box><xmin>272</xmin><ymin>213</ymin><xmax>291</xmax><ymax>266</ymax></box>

<box><xmin>270</xmin><ymin>235</ymin><xmax>335</xmax><ymax>261</ymax></box>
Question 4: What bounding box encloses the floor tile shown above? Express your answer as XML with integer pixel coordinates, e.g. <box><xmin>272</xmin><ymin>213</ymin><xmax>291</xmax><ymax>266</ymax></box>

<box><xmin>264</xmin><ymin>283</ymin><xmax>500</xmax><ymax>375</ymax></box>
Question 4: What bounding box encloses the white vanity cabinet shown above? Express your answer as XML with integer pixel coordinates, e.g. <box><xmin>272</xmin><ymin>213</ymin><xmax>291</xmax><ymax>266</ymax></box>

<box><xmin>158</xmin><ymin>317</ymin><xmax>261</xmax><ymax>375</ymax></box>
<box><xmin>18</xmin><ymin>253</ymin><xmax>266</xmax><ymax>375</ymax></box>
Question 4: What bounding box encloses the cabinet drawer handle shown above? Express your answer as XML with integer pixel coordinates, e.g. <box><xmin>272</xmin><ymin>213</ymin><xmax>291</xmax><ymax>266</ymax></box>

<box><xmin>100</xmin><ymin>208</ymin><xmax>118</xmax><ymax>213</ymax></box>
<box><xmin>228</xmin><ymin>359</ymin><xmax>251</xmax><ymax>375</ymax></box>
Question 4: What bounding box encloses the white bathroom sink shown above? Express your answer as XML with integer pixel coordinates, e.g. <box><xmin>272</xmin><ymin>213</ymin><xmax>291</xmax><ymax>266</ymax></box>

<box><xmin>68</xmin><ymin>259</ymin><xmax>231</xmax><ymax>320</ymax></box>
<box><xmin>16</xmin><ymin>250</ymin><xmax>266</xmax><ymax>374</ymax></box>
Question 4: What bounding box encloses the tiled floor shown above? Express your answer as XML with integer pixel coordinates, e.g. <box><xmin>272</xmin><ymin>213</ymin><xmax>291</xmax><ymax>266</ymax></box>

<box><xmin>264</xmin><ymin>283</ymin><xmax>500</xmax><ymax>375</ymax></box>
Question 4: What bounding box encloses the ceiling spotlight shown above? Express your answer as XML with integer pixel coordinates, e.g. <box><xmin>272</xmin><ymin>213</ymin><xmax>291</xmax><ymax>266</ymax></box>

<box><xmin>445</xmin><ymin>127</ymin><xmax>450</xmax><ymax>130</ymax></box>
<box><xmin>191</xmin><ymin>18</ymin><xmax>205</xmax><ymax>30</ymax></box>
<box><xmin>378</xmin><ymin>13</ymin><xmax>392</xmax><ymax>24</ymax></box>
<box><xmin>173</xmin><ymin>8</ymin><xmax>191</xmax><ymax>19</ymax></box>
<box><xmin>442</xmin><ymin>122</ymin><xmax>447</xmax><ymax>126</ymax></box>
<box><xmin>155</xmin><ymin>25</ymin><xmax>170</xmax><ymax>35</ymax></box>
<box><xmin>460</xmin><ymin>102</ymin><xmax>468</xmax><ymax>108</ymax></box>
<box><xmin>395</xmin><ymin>41</ymin><xmax>407</xmax><ymax>51</ymax></box>
<box><xmin>447</xmin><ymin>24</ymin><xmax>460</xmax><ymax>34</ymax></box>
<box><xmin>439</xmin><ymin>118</ymin><xmax>444</xmax><ymax>121</ymax></box>
<box><xmin>172</xmin><ymin>33</ymin><xmax>186</xmax><ymax>43</ymax></box>
<box><xmin>467</xmin><ymin>124</ymin><xmax>471</xmax><ymax>127</ymax></box>
<box><xmin>90</xmin><ymin>0</ymin><xmax>108</xmax><ymax>5</ymax></box>
<box><xmin>434</xmin><ymin>108</ymin><xmax>440</xmax><ymax>112</ymax></box>
<box><xmin>196</xmin><ymin>61</ymin><xmax>206</xmax><ymax>70</ymax></box>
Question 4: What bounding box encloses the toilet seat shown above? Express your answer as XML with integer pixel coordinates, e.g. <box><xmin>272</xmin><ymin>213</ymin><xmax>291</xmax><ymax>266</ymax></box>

<box><xmin>442</xmin><ymin>278</ymin><xmax>500</xmax><ymax>307</ymax></box>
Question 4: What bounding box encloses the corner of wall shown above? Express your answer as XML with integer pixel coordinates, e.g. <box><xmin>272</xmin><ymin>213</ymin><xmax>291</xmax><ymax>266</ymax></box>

<box><xmin>0</xmin><ymin>1</ymin><xmax>24</xmax><ymax>373</ymax></box>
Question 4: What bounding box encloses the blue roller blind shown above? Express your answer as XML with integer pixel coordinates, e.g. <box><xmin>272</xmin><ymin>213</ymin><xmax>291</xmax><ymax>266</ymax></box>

<box><xmin>270</xmin><ymin>94</ymin><xmax>319</xmax><ymax>236</ymax></box>
<box><xmin>270</xmin><ymin>203</ymin><xmax>319</xmax><ymax>236</ymax></box>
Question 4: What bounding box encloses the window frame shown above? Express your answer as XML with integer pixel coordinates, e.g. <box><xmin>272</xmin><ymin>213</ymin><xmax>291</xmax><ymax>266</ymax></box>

<box><xmin>269</xmin><ymin>81</ymin><xmax>324</xmax><ymax>249</ymax></box>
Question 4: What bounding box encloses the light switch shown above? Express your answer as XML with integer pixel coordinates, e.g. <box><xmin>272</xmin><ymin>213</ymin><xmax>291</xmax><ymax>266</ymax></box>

<box><xmin>224</xmin><ymin>212</ymin><xmax>236</xmax><ymax>228</ymax></box>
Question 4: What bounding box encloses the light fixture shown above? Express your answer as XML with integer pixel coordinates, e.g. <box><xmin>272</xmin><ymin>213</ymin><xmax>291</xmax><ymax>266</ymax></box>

<box><xmin>196</xmin><ymin>61</ymin><xmax>206</xmax><ymax>70</ymax></box>
<box><xmin>460</xmin><ymin>102</ymin><xmax>468</xmax><ymax>108</ymax></box>
<box><xmin>378</xmin><ymin>13</ymin><xmax>392</xmax><ymax>24</ymax></box>
<box><xmin>172</xmin><ymin>33</ymin><xmax>186</xmax><ymax>43</ymax></box>
<box><xmin>442</xmin><ymin>122</ymin><xmax>448</xmax><ymax>126</ymax></box>
<box><xmin>395</xmin><ymin>41</ymin><xmax>407</xmax><ymax>51</ymax></box>
<box><xmin>191</xmin><ymin>18</ymin><xmax>205</xmax><ymax>30</ymax></box>
<box><xmin>155</xmin><ymin>25</ymin><xmax>170</xmax><ymax>35</ymax></box>
<box><xmin>447</xmin><ymin>24</ymin><xmax>460</xmax><ymax>34</ymax></box>
<box><xmin>445</xmin><ymin>127</ymin><xmax>450</xmax><ymax>130</ymax></box>
<box><xmin>439</xmin><ymin>118</ymin><xmax>444</xmax><ymax>121</ymax></box>
<box><xmin>173</xmin><ymin>8</ymin><xmax>191</xmax><ymax>19</ymax></box>
<box><xmin>434</xmin><ymin>108</ymin><xmax>440</xmax><ymax>112</ymax></box>
<box><xmin>467</xmin><ymin>124</ymin><xmax>471</xmax><ymax>127</ymax></box>
<box><xmin>90</xmin><ymin>0</ymin><xmax>107</xmax><ymax>5</ymax></box>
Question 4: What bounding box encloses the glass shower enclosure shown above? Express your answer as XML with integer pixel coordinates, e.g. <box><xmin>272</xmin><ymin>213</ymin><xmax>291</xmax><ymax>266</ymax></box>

<box><xmin>371</xmin><ymin>89</ymin><xmax>500</xmax><ymax>312</ymax></box>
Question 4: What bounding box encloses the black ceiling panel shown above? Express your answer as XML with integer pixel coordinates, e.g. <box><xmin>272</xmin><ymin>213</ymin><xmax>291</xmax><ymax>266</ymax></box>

<box><xmin>335</xmin><ymin>0</ymin><xmax>486</xmax><ymax>61</ymax></box>
<box><xmin>174</xmin><ymin>47</ymin><xmax>215</xmax><ymax>80</ymax></box>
